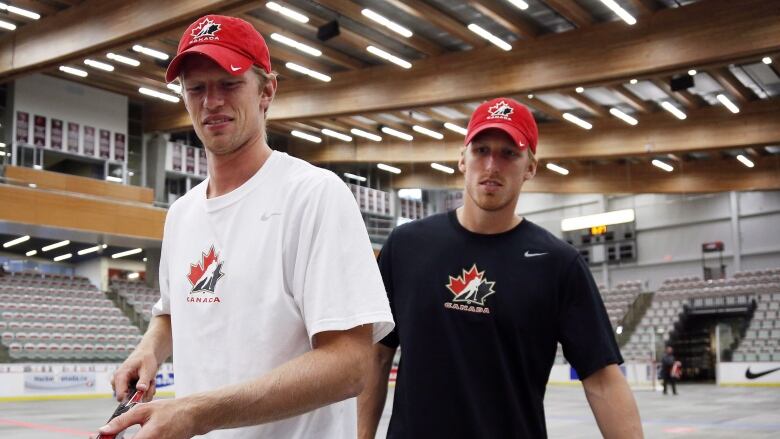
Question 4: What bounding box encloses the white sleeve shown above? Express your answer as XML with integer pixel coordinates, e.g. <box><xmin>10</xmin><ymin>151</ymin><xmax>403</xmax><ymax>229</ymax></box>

<box><xmin>152</xmin><ymin>217</ymin><xmax>171</xmax><ymax>317</ymax></box>
<box><xmin>288</xmin><ymin>174</ymin><xmax>394</xmax><ymax>344</ymax></box>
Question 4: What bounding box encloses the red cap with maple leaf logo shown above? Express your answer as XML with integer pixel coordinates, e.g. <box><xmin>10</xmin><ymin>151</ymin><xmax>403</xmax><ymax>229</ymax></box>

<box><xmin>464</xmin><ymin>97</ymin><xmax>539</xmax><ymax>154</ymax></box>
<box><xmin>165</xmin><ymin>15</ymin><xmax>272</xmax><ymax>82</ymax></box>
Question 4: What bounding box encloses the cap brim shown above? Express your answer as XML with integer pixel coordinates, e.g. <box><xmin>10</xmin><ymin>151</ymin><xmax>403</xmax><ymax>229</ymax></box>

<box><xmin>165</xmin><ymin>44</ymin><xmax>254</xmax><ymax>82</ymax></box>
<box><xmin>464</xmin><ymin>122</ymin><xmax>530</xmax><ymax>151</ymax></box>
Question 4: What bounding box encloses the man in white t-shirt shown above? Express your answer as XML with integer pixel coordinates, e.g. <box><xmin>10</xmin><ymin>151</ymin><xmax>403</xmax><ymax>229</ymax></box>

<box><xmin>98</xmin><ymin>15</ymin><xmax>394</xmax><ymax>439</ymax></box>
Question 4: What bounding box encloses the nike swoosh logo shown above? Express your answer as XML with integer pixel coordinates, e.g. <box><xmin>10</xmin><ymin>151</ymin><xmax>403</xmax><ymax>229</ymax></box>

<box><xmin>260</xmin><ymin>212</ymin><xmax>281</xmax><ymax>221</ymax></box>
<box><xmin>745</xmin><ymin>366</ymin><xmax>780</xmax><ymax>380</ymax></box>
<box><xmin>524</xmin><ymin>251</ymin><xmax>548</xmax><ymax>258</ymax></box>
<box><xmin>230</xmin><ymin>65</ymin><xmax>241</xmax><ymax>72</ymax></box>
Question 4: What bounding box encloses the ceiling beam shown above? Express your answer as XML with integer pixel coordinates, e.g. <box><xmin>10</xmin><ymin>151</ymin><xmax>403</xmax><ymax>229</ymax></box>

<box><xmin>565</xmin><ymin>92</ymin><xmax>609</xmax><ymax>118</ymax></box>
<box><xmin>708</xmin><ymin>67</ymin><xmax>755</xmax><ymax>103</ymax></box>
<box><xmin>542</xmin><ymin>0</ymin><xmax>593</xmax><ymax>28</ymax></box>
<box><xmin>652</xmin><ymin>78</ymin><xmax>703</xmax><ymax>109</ymax></box>
<box><xmin>466</xmin><ymin>0</ymin><xmax>540</xmax><ymax>39</ymax></box>
<box><xmin>262</xmin><ymin>0</ymin><xmax>779</xmax><ymax>121</ymax></box>
<box><xmin>608</xmin><ymin>85</ymin><xmax>655</xmax><ymax>113</ymax></box>
<box><xmin>0</xmin><ymin>0</ymin><xmax>260</xmax><ymax>79</ymax></box>
<box><xmin>624</xmin><ymin>0</ymin><xmax>661</xmax><ymax>16</ymax></box>
<box><xmin>384</xmin><ymin>0</ymin><xmax>485</xmax><ymax>47</ymax></box>
<box><xmin>288</xmin><ymin>99</ymin><xmax>780</xmax><ymax>163</ymax></box>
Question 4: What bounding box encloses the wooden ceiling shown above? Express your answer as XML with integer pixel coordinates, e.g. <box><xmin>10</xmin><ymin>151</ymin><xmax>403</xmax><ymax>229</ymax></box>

<box><xmin>1</xmin><ymin>0</ymin><xmax>779</xmax><ymax>193</ymax></box>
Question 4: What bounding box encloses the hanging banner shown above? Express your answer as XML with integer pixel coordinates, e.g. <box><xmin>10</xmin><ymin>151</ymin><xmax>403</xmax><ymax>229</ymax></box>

<box><xmin>83</xmin><ymin>126</ymin><xmax>96</xmax><ymax>157</ymax></box>
<box><xmin>33</xmin><ymin>115</ymin><xmax>47</xmax><ymax>147</ymax></box>
<box><xmin>172</xmin><ymin>142</ymin><xmax>182</xmax><ymax>172</ymax></box>
<box><xmin>198</xmin><ymin>148</ymin><xmax>208</xmax><ymax>177</ymax></box>
<box><xmin>50</xmin><ymin>119</ymin><xmax>64</xmax><ymax>150</ymax></box>
<box><xmin>114</xmin><ymin>133</ymin><xmax>126</xmax><ymax>162</ymax></box>
<box><xmin>15</xmin><ymin>111</ymin><xmax>30</xmax><ymax>145</ymax></box>
<box><xmin>67</xmin><ymin>122</ymin><xmax>80</xmax><ymax>154</ymax></box>
<box><xmin>99</xmin><ymin>129</ymin><xmax>111</xmax><ymax>159</ymax></box>
<box><xmin>185</xmin><ymin>146</ymin><xmax>195</xmax><ymax>174</ymax></box>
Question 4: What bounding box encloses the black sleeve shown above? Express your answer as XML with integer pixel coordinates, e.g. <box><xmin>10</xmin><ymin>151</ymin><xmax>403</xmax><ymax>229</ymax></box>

<box><xmin>557</xmin><ymin>255</ymin><xmax>623</xmax><ymax>380</ymax></box>
<box><xmin>378</xmin><ymin>231</ymin><xmax>399</xmax><ymax>349</ymax></box>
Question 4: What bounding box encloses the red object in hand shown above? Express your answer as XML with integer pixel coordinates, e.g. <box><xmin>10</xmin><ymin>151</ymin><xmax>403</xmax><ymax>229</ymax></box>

<box><xmin>96</xmin><ymin>387</ymin><xmax>146</xmax><ymax>439</ymax></box>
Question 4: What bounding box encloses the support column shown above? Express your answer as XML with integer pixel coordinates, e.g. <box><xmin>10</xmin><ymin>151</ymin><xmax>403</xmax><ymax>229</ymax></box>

<box><xmin>144</xmin><ymin>133</ymin><xmax>169</xmax><ymax>204</ymax></box>
<box><xmin>729</xmin><ymin>191</ymin><xmax>742</xmax><ymax>273</ymax></box>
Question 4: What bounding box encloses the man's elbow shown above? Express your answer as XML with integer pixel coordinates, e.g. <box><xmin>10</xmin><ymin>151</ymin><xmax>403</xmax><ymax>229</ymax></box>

<box><xmin>342</xmin><ymin>345</ymin><xmax>372</xmax><ymax>398</ymax></box>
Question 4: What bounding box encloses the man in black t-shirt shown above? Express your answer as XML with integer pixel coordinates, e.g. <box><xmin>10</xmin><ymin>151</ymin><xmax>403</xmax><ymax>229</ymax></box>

<box><xmin>358</xmin><ymin>98</ymin><xmax>643</xmax><ymax>438</ymax></box>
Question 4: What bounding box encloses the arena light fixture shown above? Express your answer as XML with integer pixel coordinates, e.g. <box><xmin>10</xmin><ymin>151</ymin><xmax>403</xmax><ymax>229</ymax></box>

<box><xmin>561</xmin><ymin>209</ymin><xmax>635</xmax><ymax>232</ymax></box>
<box><xmin>0</xmin><ymin>19</ymin><xmax>16</xmax><ymax>31</ymax></box>
<box><xmin>506</xmin><ymin>0</ymin><xmax>529</xmax><ymax>10</ymax></box>
<box><xmin>413</xmin><ymin>125</ymin><xmax>444</xmax><ymax>140</ymax></box>
<box><xmin>128</xmin><ymin>272</ymin><xmax>140</xmax><ymax>280</ymax></box>
<box><xmin>132</xmin><ymin>45</ymin><xmax>169</xmax><ymax>60</ymax></box>
<box><xmin>343</xmin><ymin>172</ymin><xmax>366</xmax><ymax>182</ymax></box>
<box><xmin>106</xmin><ymin>176</ymin><xmax>123</xmax><ymax>183</ymax></box>
<box><xmin>763</xmin><ymin>56</ymin><xmax>772</xmax><ymax>65</ymax></box>
<box><xmin>266</xmin><ymin>1</ymin><xmax>309</xmax><ymax>24</ymax></box>
<box><xmin>321</xmin><ymin>129</ymin><xmax>352</xmax><ymax>142</ymax></box>
<box><xmin>545</xmin><ymin>163</ymin><xmax>570</xmax><ymax>175</ymax></box>
<box><xmin>3</xmin><ymin>235</ymin><xmax>30</xmax><ymax>248</ymax></box>
<box><xmin>166</xmin><ymin>83</ymin><xmax>182</xmax><ymax>94</ymax></box>
<box><xmin>26</xmin><ymin>250</ymin><xmax>37</xmax><ymax>257</ymax></box>
<box><xmin>651</xmin><ymin>159</ymin><xmax>674</xmax><ymax>172</ymax></box>
<box><xmin>53</xmin><ymin>253</ymin><xmax>72</xmax><ymax>262</ymax></box>
<box><xmin>78</xmin><ymin>244</ymin><xmax>107</xmax><ymax>256</ymax></box>
<box><xmin>431</xmin><ymin>163</ymin><xmax>455</xmax><ymax>174</ymax></box>
<box><xmin>362</xmin><ymin>9</ymin><xmax>412</xmax><ymax>38</ymax></box>
<box><xmin>285</xmin><ymin>62</ymin><xmax>331</xmax><ymax>82</ymax></box>
<box><xmin>270</xmin><ymin>33</ymin><xmax>321</xmax><ymax>57</ymax></box>
<box><xmin>381</xmin><ymin>126</ymin><xmax>413</xmax><ymax>141</ymax></box>
<box><xmin>599</xmin><ymin>0</ymin><xmax>636</xmax><ymax>25</ymax></box>
<box><xmin>139</xmin><ymin>87</ymin><xmax>180</xmax><ymax>103</ymax></box>
<box><xmin>366</xmin><ymin>46</ymin><xmax>412</xmax><ymax>69</ymax></box>
<box><xmin>84</xmin><ymin>59</ymin><xmax>114</xmax><ymax>72</ymax></box>
<box><xmin>609</xmin><ymin>108</ymin><xmax>638</xmax><ymax>126</ymax></box>
<box><xmin>377</xmin><ymin>163</ymin><xmax>401</xmax><ymax>174</ymax></box>
<box><xmin>575</xmin><ymin>86</ymin><xmax>585</xmax><ymax>93</ymax></box>
<box><xmin>444</xmin><ymin>122</ymin><xmax>468</xmax><ymax>136</ymax></box>
<box><xmin>660</xmin><ymin>101</ymin><xmax>687</xmax><ymax>120</ymax></box>
<box><xmin>59</xmin><ymin>66</ymin><xmax>88</xmax><ymax>77</ymax></box>
<box><xmin>467</xmin><ymin>24</ymin><xmax>511</xmax><ymax>51</ymax></box>
<box><xmin>112</xmin><ymin>248</ymin><xmax>143</xmax><ymax>259</ymax></box>
<box><xmin>350</xmin><ymin>128</ymin><xmax>382</xmax><ymax>142</ymax></box>
<box><xmin>0</xmin><ymin>3</ymin><xmax>39</xmax><ymax>19</ymax></box>
<box><xmin>562</xmin><ymin>112</ymin><xmax>593</xmax><ymax>130</ymax></box>
<box><xmin>290</xmin><ymin>130</ymin><xmax>322</xmax><ymax>143</ymax></box>
<box><xmin>616</xmin><ymin>325</ymin><xmax>623</xmax><ymax>335</ymax></box>
<box><xmin>630</xmin><ymin>79</ymin><xmax>638</xmax><ymax>85</ymax></box>
<box><xmin>736</xmin><ymin>154</ymin><xmax>755</xmax><ymax>168</ymax></box>
<box><xmin>42</xmin><ymin>240</ymin><xmax>70</xmax><ymax>252</ymax></box>
<box><xmin>716</xmin><ymin>94</ymin><xmax>740</xmax><ymax>114</ymax></box>
<box><xmin>107</xmin><ymin>52</ymin><xmax>140</xmax><ymax>67</ymax></box>
<box><xmin>688</xmin><ymin>69</ymin><xmax>697</xmax><ymax>76</ymax></box>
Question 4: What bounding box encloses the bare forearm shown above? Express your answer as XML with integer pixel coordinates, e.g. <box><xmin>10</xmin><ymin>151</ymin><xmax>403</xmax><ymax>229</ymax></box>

<box><xmin>357</xmin><ymin>344</ymin><xmax>396</xmax><ymax>439</ymax></box>
<box><xmin>183</xmin><ymin>327</ymin><xmax>371</xmax><ymax>435</ymax></box>
<box><xmin>583</xmin><ymin>365</ymin><xmax>643</xmax><ymax>439</ymax></box>
<box><xmin>138</xmin><ymin>315</ymin><xmax>173</xmax><ymax>365</ymax></box>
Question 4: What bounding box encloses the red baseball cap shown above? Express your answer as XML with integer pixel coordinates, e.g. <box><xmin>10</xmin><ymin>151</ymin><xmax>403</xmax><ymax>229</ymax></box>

<box><xmin>464</xmin><ymin>97</ymin><xmax>539</xmax><ymax>154</ymax></box>
<box><xmin>165</xmin><ymin>15</ymin><xmax>272</xmax><ymax>82</ymax></box>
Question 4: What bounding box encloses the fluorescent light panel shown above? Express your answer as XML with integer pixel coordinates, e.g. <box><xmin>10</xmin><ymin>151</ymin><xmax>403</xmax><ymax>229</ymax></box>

<box><xmin>562</xmin><ymin>112</ymin><xmax>593</xmax><ymax>130</ymax></box>
<box><xmin>366</xmin><ymin>46</ymin><xmax>411</xmax><ymax>69</ymax></box>
<box><xmin>444</xmin><ymin>122</ymin><xmax>468</xmax><ymax>136</ymax></box>
<box><xmin>736</xmin><ymin>154</ymin><xmax>754</xmax><ymax>168</ymax></box>
<box><xmin>77</xmin><ymin>244</ymin><xmax>105</xmax><ymax>256</ymax></box>
<box><xmin>575</xmin><ymin>86</ymin><xmax>584</xmax><ymax>93</ymax></box>
<box><xmin>3</xmin><ymin>235</ymin><xmax>30</xmax><ymax>248</ymax></box>
<box><xmin>42</xmin><ymin>240</ymin><xmax>70</xmax><ymax>252</ymax></box>
<box><xmin>166</xmin><ymin>83</ymin><xmax>182</xmax><ymax>94</ymax></box>
<box><xmin>59</xmin><ymin>66</ymin><xmax>87</xmax><ymax>77</ymax></box>
<box><xmin>0</xmin><ymin>19</ymin><xmax>15</xmax><ymax>31</ymax></box>
<box><xmin>412</xmin><ymin>125</ymin><xmax>443</xmax><ymax>139</ymax></box>
<box><xmin>381</xmin><ymin>126</ymin><xmax>413</xmax><ymax>141</ymax></box>
<box><xmin>561</xmin><ymin>209</ymin><xmax>636</xmax><ymax>232</ymax></box>
<box><xmin>270</xmin><ymin>33</ymin><xmax>321</xmax><ymax>56</ymax></box>
<box><xmin>763</xmin><ymin>57</ymin><xmax>772</xmax><ymax>65</ymax></box>
<box><xmin>53</xmin><ymin>253</ymin><xmax>72</xmax><ymax>262</ymax></box>
<box><xmin>652</xmin><ymin>159</ymin><xmax>674</xmax><ymax>172</ymax></box>
<box><xmin>599</xmin><ymin>0</ymin><xmax>636</xmax><ymax>25</ymax></box>
<box><xmin>290</xmin><ymin>130</ymin><xmax>322</xmax><ymax>143</ymax></box>
<box><xmin>106</xmin><ymin>52</ymin><xmax>140</xmax><ymax>67</ymax></box>
<box><xmin>361</xmin><ymin>9</ymin><xmax>412</xmax><ymax>38</ymax></box>
<box><xmin>128</xmin><ymin>272</ymin><xmax>140</xmax><ymax>280</ymax></box>
<box><xmin>26</xmin><ymin>250</ymin><xmax>37</xmax><ymax>257</ymax></box>
<box><xmin>506</xmin><ymin>0</ymin><xmax>529</xmax><ymax>10</ymax></box>
<box><xmin>0</xmin><ymin>3</ymin><xmax>40</xmax><ymax>19</ymax></box>
<box><xmin>609</xmin><ymin>108</ymin><xmax>638</xmax><ymax>125</ymax></box>
<box><xmin>660</xmin><ymin>101</ymin><xmax>687</xmax><ymax>120</ymax></box>
<box><xmin>343</xmin><ymin>172</ymin><xmax>366</xmax><ymax>182</ymax></box>
<box><xmin>106</xmin><ymin>176</ymin><xmax>122</xmax><ymax>183</ymax></box>
<box><xmin>377</xmin><ymin>163</ymin><xmax>401</xmax><ymax>174</ymax></box>
<box><xmin>112</xmin><ymin>248</ymin><xmax>143</xmax><ymax>259</ymax></box>
<box><xmin>545</xmin><ymin>163</ymin><xmax>570</xmax><ymax>175</ymax></box>
<box><xmin>467</xmin><ymin>24</ymin><xmax>511</xmax><ymax>51</ymax></box>
<box><xmin>132</xmin><ymin>45</ymin><xmax>169</xmax><ymax>60</ymax></box>
<box><xmin>430</xmin><ymin>163</ymin><xmax>454</xmax><ymax>174</ymax></box>
<box><xmin>84</xmin><ymin>59</ymin><xmax>114</xmax><ymax>72</ymax></box>
<box><xmin>688</xmin><ymin>69</ymin><xmax>697</xmax><ymax>76</ymax></box>
<box><xmin>716</xmin><ymin>94</ymin><xmax>740</xmax><ymax>114</ymax></box>
<box><xmin>350</xmin><ymin>128</ymin><xmax>382</xmax><ymax>142</ymax></box>
<box><xmin>285</xmin><ymin>62</ymin><xmax>331</xmax><ymax>82</ymax></box>
<box><xmin>266</xmin><ymin>1</ymin><xmax>309</xmax><ymax>23</ymax></box>
<box><xmin>139</xmin><ymin>87</ymin><xmax>180</xmax><ymax>103</ymax></box>
<box><xmin>321</xmin><ymin>129</ymin><xmax>352</xmax><ymax>142</ymax></box>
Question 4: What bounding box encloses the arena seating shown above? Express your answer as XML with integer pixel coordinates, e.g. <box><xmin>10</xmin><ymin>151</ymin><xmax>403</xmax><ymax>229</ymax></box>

<box><xmin>730</xmin><ymin>267</ymin><xmax>780</xmax><ymax>362</ymax></box>
<box><xmin>110</xmin><ymin>279</ymin><xmax>160</xmax><ymax>324</ymax></box>
<box><xmin>0</xmin><ymin>271</ymin><xmax>142</xmax><ymax>361</ymax></box>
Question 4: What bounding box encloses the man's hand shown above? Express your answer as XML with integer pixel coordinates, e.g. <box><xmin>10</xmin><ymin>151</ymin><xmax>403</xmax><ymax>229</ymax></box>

<box><xmin>111</xmin><ymin>349</ymin><xmax>159</xmax><ymax>402</ymax></box>
<box><xmin>96</xmin><ymin>399</ymin><xmax>198</xmax><ymax>439</ymax></box>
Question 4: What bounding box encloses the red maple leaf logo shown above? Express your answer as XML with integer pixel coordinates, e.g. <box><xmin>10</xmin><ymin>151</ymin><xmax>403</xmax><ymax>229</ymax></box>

<box><xmin>446</xmin><ymin>264</ymin><xmax>483</xmax><ymax>296</ymax></box>
<box><xmin>187</xmin><ymin>246</ymin><xmax>219</xmax><ymax>286</ymax></box>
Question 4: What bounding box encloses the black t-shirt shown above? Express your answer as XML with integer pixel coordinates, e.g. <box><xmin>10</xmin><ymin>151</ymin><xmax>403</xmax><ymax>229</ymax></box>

<box><xmin>379</xmin><ymin>211</ymin><xmax>622</xmax><ymax>439</ymax></box>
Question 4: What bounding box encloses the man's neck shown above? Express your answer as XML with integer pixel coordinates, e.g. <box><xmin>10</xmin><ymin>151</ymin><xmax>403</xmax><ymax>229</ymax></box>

<box><xmin>456</xmin><ymin>200</ymin><xmax>522</xmax><ymax>235</ymax></box>
<box><xmin>206</xmin><ymin>138</ymin><xmax>273</xmax><ymax>199</ymax></box>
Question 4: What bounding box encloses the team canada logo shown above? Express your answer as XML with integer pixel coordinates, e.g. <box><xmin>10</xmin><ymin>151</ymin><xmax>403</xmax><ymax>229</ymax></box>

<box><xmin>486</xmin><ymin>100</ymin><xmax>514</xmax><ymax>121</ymax></box>
<box><xmin>190</xmin><ymin>18</ymin><xmax>221</xmax><ymax>42</ymax></box>
<box><xmin>444</xmin><ymin>264</ymin><xmax>495</xmax><ymax>314</ymax></box>
<box><xmin>186</xmin><ymin>246</ymin><xmax>224</xmax><ymax>303</ymax></box>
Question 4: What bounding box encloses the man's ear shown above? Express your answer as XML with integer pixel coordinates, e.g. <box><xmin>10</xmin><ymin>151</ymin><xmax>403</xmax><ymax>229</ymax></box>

<box><xmin>458</xmin><ymin>146</ymin><xmax>467</xmax><ymax>173</ymax></box>
<box><xmin>524</xmin><ymin>156</ymin><xmax>538</xmax><ymax>181</ymax></box>
<box><xmin>260</xmin><ymin>76</ymin><xmax>278</xmax><ymax>116</ymax></box>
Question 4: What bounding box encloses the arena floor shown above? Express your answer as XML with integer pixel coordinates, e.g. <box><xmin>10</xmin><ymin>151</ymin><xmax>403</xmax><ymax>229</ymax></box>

<box><xmin>0</xmin><ymin>384</ymin><xmax>778</xmax><ymax>438</ymax></box>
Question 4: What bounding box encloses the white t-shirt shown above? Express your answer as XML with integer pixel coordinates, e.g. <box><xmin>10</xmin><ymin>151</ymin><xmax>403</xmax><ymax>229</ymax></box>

<box><xmin>153</xmin><ymin>151</ymin><xmax>394</xmax><ymax>438</ymax></box>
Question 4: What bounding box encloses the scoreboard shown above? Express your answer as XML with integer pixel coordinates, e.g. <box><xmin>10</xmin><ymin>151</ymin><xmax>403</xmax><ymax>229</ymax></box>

<box><xmin>562</xmin><ymin>211</ymin><xmax>637</xmax><ymax>265</ymax></box>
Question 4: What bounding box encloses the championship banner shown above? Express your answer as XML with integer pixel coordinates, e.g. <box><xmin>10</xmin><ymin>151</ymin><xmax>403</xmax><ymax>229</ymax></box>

<box><xmin>198</xmin><ymin>148</ymin><xmax>208</xmax><ymax>176</ymax></box>
<box><xmin>33</xmin><ymin>115</ymin><xmax>47</xmax><ymax>147</ymax></box>
<box><xmin>186</xmin><ymin>146</ymin><xmax>195</xmax><ymax>174</ymax></box>
<box><xmin>50</xmin><ymin>119</ymin><xmax>64</xmax><ymax>150</ymax></box>
<box><xmin>99</xmin><ymin>129</ymin><xmax>111</xmax><ymax>159</ymax></box>
<box><xmin>171</xmin><ymin>142</ymin><xmax>182</xmax><ymax>171</ymax></box>
<box><xmin>15</xmin><ymin>111</ymin><xmax>30</xmax><ymax>145</ymax></box>
<box><xmin>114</xmin><ymin>133</ymin><xmax>126</xmax><ymax>162</ymax></box>
<box><xmin>84</xmin><ymin>126</ymin><xmax>96</xmax><ymax>156</ymax></box>
<box><xmin>67</xmin><ymin>122</ymin><xmax>80</xmax><ymax>153</ymax></box>
<box><xmin>24</xmin><ymin>372</ymin><xmax>97</xmax><ymax>394</ymax></box>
